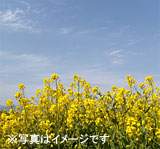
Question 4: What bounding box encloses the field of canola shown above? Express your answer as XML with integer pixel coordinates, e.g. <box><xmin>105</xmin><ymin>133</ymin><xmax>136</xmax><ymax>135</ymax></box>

<box><xmin>0</xmin><ymin>74</ymin><xmax>160</xmax><ymax>148</ymax></box>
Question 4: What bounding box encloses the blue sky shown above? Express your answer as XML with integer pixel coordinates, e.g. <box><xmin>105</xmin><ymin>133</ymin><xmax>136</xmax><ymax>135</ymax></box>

<box><xmin>0</xmin><ymin>0</ymin><xmax>160</xmax><ymax>105</ymax></box>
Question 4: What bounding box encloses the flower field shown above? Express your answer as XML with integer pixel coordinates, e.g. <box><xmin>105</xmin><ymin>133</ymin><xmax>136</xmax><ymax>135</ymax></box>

<box><xmin>0</xmin><ymin>74</ymin><xmax>160</xmax><ymax>148</ymax></box>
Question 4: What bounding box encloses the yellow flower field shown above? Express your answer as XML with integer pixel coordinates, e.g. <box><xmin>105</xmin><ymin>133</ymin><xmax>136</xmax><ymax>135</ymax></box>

<box><xmin>0</xmin><ymin>74</ymin><xmax>160</xmax><ymax>148</ymax></box>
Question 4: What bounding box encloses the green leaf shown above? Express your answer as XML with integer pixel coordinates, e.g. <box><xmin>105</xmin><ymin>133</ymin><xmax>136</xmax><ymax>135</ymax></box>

<box><xmin>145</xmin><ymin>107</ymin><xmax>150</xmax><ymax>113</ymax></box>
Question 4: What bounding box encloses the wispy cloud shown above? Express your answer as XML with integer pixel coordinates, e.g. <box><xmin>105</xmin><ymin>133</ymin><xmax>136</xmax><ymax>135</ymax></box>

<box><xmin>125</xmin><ymin>38</ymin><xmax>144</xmax><ymax>47</ymax></box>
<box><xmin>106</xmin><ymin>50</ymin><xmax>126</xmax><ymax>64</ymax></box>
<box><xmin>0</xmin><ymin>50</ymin><xmax>63</xmax><ymax>105</ymax></box>
<box><xmin>59</xmin><ymin>27</ymin><xmax>98</xmax><ymax>36</ymax></box>
<box><xmin>111</xmin><ymin>59</ymin><xmax>124</xmax><ymax>65</ymax></box>
<box><xmin>19</xmin><ymin>0</ymin><xmax>32</xmax><ymax>12</ymax></box>
<box><xmin>60</xmin><ymin>27</ymin><xmax>72</xmax><ymax>35</ymax></box>
<box><xmin>60</xmin><ymin>67</ymin><xmax>127</xmax><ymax>92</ymax></box>
<box><xmin>108</xmin><ymin>50</ymin><xmax>123</xmax><ymax>56</ymax></box>
<box><xmin>110</xmin><ymin>25</ymin><xmax>131</xmax><ymax>38</ymax></box>
<box><xmin>0</xmin><ymin>8</ymin><xmax>24</xmax><ymax>22</ymax></box>
<box><xmin>0</xmin><ymin>0</ymin><xmax>41</xmax><ymax>32</ymax></box>
<box><xmin>0</xmin><ymin>8</ymin><xmax>35</xmax><ymax>31</ymax></box>
<box><xmin>0</xmin><ymin>50</ymin><xmax>54</xmax><ymax>75</ymax></box>
<box><xmin>0</xmin><ymin>50</ymin><xmax>6</xmax><ymax>57</ymax></box>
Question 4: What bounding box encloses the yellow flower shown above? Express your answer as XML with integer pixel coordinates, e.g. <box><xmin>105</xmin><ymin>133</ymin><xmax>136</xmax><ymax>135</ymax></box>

<box><xmin>145</xmin><ymin>76</ymin><xmax>155</xmax><ymax>86</ymax></box>
<box><xmin>43</xmin><ymin>78</ymin><xmax>50</xmax><ymax>86</ymax></box>
<box><xmin>51</xmin><ymin>73</ymin><xmax>59</xmax><ymax>81</ymax></box>
<box><xmin>125</xmin><ymin>75</ymin><xmax>131</xmax><ymax>80</ymax></box>
<box><xmin>14</xmin><ymin>92</ymin><xmax>23</xmax><ymax>100</ymax></box>
<box><xmin>74</xmin><ymin>144</ymin><xmax>78</xmax><ymax>148</ymax></box>
<box><xmin>6</xmin><ymin>99</ymin><xmax>13</xmax><ymax>108</ymax></box>
<box><xmin>92</xmin><ymin>86</ymin><xmax>98</xmax><ymax>94</ymax></box>
<box><xmin>36</xmin><ymin>89</ymin><xmax>41</xmax><ymax>97</ymax></box>
<box><xmin>80</xmin><ymin>79</ymin><xmax>86</xmax><ymax>86</ymax></box>
<box><xmin>18</xmin><ymin>83</ymin><xmax>25</xmax><ymax>91</ymax></box>
<box><xmin>111</xmin><ymin>85</ymin><xmax>118</xmax><ymax>91</ymax></box>
<box><xmin>125</xmin><ymin>75</ymin><xmax>135</xmax><ymax>88</ymax></box>
<box><xmin>73</xmin><ymin>74</ymin><xmax>81</xmax><ymax>82</ymax></box>
<box><xmin>50</xmin><ymin>144</ymin><xmax>53</xmax><ymax>147</ymax></box>
<box><xmin>139</xmin><ymin>83</ymin><xmax>145</xmax><ymax>89</ymax></box>
<box><xmin>126</xmin><ymin>145</ymin><xmax>130</xmax><ymax>148</ymax></box>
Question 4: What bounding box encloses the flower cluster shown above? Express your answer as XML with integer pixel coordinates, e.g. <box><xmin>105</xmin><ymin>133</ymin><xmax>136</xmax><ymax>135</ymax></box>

<box><xmin>0</xmin><ymin>74</ymin><xmax>160</xmax><ymax>148</ymax></box>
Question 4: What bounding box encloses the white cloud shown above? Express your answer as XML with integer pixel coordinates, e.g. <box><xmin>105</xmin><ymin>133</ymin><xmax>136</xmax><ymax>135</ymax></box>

<box><xmin>0</xmin><ymin>50</ymin><xmax>59</xmax><ymax>105</ymax></box>
<box><xmin>125</xmin><ymin>38</ymin><xmax>144</xmax><ymax>47</ymax></box>
<box><xmin>0</xmin><ymin>50</ymin><xmax>6</xmax><ymax>57</ymax></box>
<box><xmin>106</xmin><ymin>50</ymin><xmax>126</xmax><ymax>65</ymax></box>
<box><xmin>60</xmin><ymin>68</ymin><xmax>127</xmax><ymax>92</ymax></box>
<box><xmin>108</xmin><ymin>50</ymin><xmax>123</xmax><ymax>56</ymax></box>
<box><xmin>112</xmin><ymin>59</ymin><xmax>125</xmax><ymax>64</ymax></box>
<box><xmin>9</xmin><ymin>53</ymin><xmax>50</xmax><ymax>64</ymax></box>
<box><xmin>77</xmin><ymin>30</ymin><xmax>89</xmax><ymax>35</ymax></box>
<box><xmin>60</xmin><ymin>27</ymin><xmax>72</xmax><ymax>35</ymax></box>
<box><xmin>0</xmin><ymin>8</ymin><xmax>23</xmax><ymax>22</ymax></box>
<box><xmin>110</xmin><ymin>25</ymin><xmax>130</xmax><ymax>38</ymax></box>
<box><xmin>0</xmin><ymin>8</ymin><xmax>36</xmax><ymax>31</ymax></box>
<box><xmin>0</xmin><ymin>50</ymin><xmax>54</xmax><ymax>75</ymax></box>
<box><xmin>19</xmin><ymin>0</ymin><xmax>31</xmax><ymax>12</ymax></box>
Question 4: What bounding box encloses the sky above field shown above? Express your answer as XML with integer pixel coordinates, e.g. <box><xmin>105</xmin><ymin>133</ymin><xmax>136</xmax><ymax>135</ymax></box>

<box><xmin>0</xmin><ymin>0</ymin><xmax>160</xmax><ymax>105</ymax></box>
